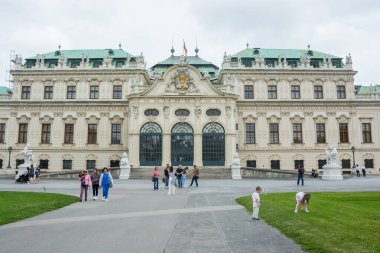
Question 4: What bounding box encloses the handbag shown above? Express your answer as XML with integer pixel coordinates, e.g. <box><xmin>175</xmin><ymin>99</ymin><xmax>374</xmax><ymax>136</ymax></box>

<box><xmin>109</xmin><ymin>180</ymin><xmax>113</xmax><ymax>188</ymax></box>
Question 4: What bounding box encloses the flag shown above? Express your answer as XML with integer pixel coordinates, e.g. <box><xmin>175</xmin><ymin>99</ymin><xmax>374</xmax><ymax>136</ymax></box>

<box><xmin>183</xmin><ymin>41</ymin><xmax>188</xmax><ymax>56</ymax></box>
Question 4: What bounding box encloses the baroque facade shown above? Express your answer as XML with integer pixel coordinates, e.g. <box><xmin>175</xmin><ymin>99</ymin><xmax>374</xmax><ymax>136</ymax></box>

<box><xmin>0</xmin><ymin>46</ymin><xmax>379</xmax><ymax>175</ymax></box>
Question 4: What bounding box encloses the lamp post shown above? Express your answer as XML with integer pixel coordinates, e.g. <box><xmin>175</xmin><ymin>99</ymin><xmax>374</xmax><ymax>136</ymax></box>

<box><xmin>6</xmin><ymin>147</ymin><xmax>12</xmax><ymax>175</ymax></box>
<box><xmin>351</xmin><ymin>146</ymin><xmax>356</xmax><ymax>175</ymax></box>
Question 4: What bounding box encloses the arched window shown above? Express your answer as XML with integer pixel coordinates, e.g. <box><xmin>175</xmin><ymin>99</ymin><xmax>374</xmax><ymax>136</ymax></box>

<box><xmin>144</xmin><ymin>109</ymin><xmax>159</xmax><ymax>117</ymax></box>
<box><xmin>140</xmin><ymin>123</ymin><xmax>162</xmax><ymax>166</ymax></box>
<box><xmin>175</xmin><ymin>109</ymin><xmax>190</xmax><ymax>117</ymax></box>
<box><xmin>206</xmin><ymin>109</ymin><xmax>221</xmax><ymax>117</ymax></box>
<box><xmin>202</xmin><ymin>122</ymin><xmax>225</xmax><ymax>166</ymax></box>
<box><xmin>171</xmin><ymin>123</ymin><xmax>194</xmax><ymax>166</ymax></box>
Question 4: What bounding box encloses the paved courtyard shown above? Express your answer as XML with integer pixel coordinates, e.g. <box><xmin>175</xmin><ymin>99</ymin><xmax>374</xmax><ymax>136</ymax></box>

<box><xmin>0</xmin><ymin>177</ymin><xmax>379</xmax><ymax>253</ymax></box>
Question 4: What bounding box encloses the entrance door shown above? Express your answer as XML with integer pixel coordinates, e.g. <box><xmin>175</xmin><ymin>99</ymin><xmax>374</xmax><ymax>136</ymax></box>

<box><xmin>202</xmin><ymin>122</ymin><xmax>225</xmax><ymax>166</ymax></box>
<box><xmin>171</xmin><ymin>123</ymin><xmax>194</xmax><ymax>166</ymax></box>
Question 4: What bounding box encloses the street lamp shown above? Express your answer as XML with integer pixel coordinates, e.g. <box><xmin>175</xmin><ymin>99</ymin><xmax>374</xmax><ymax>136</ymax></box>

<box><xmin>351</xmin><ymin>146</ymin><xmax>356</xmax><ymax>175</ymax></box>
<box><xmin>5</xmin><ymin>147</ymin><xmax>13</xmax><ymax>175</ymax></box>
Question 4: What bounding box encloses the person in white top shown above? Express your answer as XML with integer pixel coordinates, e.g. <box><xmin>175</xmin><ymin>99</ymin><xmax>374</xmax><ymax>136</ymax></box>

<box><xmin>361</xmin><ymin>164</ymin><xmax>366</xmax><ymax>177</ymax></box>
<box><xmin>251</xmin><ymin>186</ymin><xmax>262</xmax><ymax>221</ymax></box>
<box><xmin>295</xmin><ymin>192</ymin><xmax>311</xmax><ymax>213</ymax></box>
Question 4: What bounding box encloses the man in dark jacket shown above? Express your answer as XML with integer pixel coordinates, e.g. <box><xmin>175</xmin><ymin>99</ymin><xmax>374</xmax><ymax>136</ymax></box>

<box><xmin>297</xmin><ymin>165</ymin><xmax>305</xmax><ymax>186</ymax></box>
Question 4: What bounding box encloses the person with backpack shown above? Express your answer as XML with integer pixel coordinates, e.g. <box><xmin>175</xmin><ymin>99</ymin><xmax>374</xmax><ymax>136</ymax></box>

<box><xmin>99</xmin><ymin>167</ymin><xmax>113</xmax><ymax>201</ymax></box>
<box><xmin>34</xmin><ymin>166</ymin><xmax>41</xmax><ymax>184</ymax></box>
<box><xmin>79</xmin><ymin>170</ymin><xmax>91</xmax><ymax>202</ymax></box>
<box><xmin>297</xmin><ymin>165</ymin><xmax>305</xmax><ymax>186</ymax></box>
<box><xmin>91</xmin><ymin>168</ymin><xmax>100</xmax><ymax>200</ymax></box>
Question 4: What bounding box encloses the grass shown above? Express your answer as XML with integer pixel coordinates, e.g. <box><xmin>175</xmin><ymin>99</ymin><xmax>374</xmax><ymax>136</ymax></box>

<box><xmin>0</xmin><ymin>192</ymin><xmax>78</xmax><ymax>226</ymax></box>
<box><xmin>236</xmin><ymin>192</ymin><xmax>380</xmax><ymax>253</ymax></box>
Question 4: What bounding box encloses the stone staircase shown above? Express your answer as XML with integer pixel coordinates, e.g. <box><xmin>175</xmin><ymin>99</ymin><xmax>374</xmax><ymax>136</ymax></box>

<box><xmin>129</xmin><ymin>167</ymin><xmax>232</xmax><ymax>179</ymax></box>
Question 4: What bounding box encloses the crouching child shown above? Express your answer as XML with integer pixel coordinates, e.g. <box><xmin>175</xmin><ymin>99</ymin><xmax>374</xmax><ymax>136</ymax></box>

<box><xmin>295</xmin><ymin>192</ymin><xmax>311</xmax><ymax>213</ymax></box>
<box><xmin>251</xmin><ymin>186</ymin><xmax>262</xmax><ymax>221</ymax></box>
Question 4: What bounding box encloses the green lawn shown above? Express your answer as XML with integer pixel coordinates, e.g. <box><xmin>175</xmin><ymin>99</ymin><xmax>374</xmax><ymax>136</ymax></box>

<box><xmin>0</xmin><ymin>192</ymin><xmax>78</xmax><ymax>226</ymax></box>
<box><xmin>236</xmin><ymin>192</ymin><xmax>380</xmax><ymax>253</ymax></box>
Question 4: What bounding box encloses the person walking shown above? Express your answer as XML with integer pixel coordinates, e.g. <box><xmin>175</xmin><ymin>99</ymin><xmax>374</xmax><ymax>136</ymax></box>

<box><xmin>355</xmin><ymin>164</ymin><xmax>360</xmax><ymax>177</ymax></box>
<box><xmin>182</xmin><ymin>167</ymin><xmax>188</xmax><ymax>187</ymax></box>
<box><xmin>91</xmin><ymin>168</ymin><xmax>100</xmax><ymax>200</ymax></box>
<box><xmin>251</xmin><ymin>186</ymin><xmax>262</xmax><ymax>221</ymax></box>
<box><xmin>361</xmin><ymin>164</ymin><xmax>366</xmax><ymax>177</ymax></box>
<box><xmin>176</xmin><ymin>165</ymin><xmax>184</xmax><ymax>188</ymax></box>
<box><xmin>79</xmin><ymin>170</ymin><xmax>91</xmax><ymax>202</ymax></box>
<box><xmin>34</xmin><ymin>166</ymin><xmax>40</xmax><ymax>184</ymax></box>
<box><xmin>99</xmin><ymin>167</ymin><xmax>113</xmax><ymax>201</ymax></box>
<box><xmin>189</xmin><ymin>165</ymin><xmax>200</xmax><ymax>187</ymax></box>
<box><xmin>153</xmin><ymin>166</ymin><xmax>160</xmax><ymax>190</ymax></box>
<box><xmin>168</xmin><ymin>167</ymin><xmax>176</xmax><ymax>195</ymax></box>
<box><xmin>164</xmin><ymin>164</ymin><xmax>169</xmax><ymax>189</ymax></box>
<box><xmin>297</xmin><ymin>165</ymin><xmax>305</xmax><ymax>186</ymax></box>
<box><xmin>29</xmin><ymin>165</ymin><xmax>35</xmax><ymax>184</ymax></box>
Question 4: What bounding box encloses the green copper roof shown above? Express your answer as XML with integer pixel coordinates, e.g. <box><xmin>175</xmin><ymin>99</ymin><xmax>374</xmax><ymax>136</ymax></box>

<box><xmin>233</xmin><ymin>48</ymin><xmax>341</xmax><ymax>59</ymax></box>
<box><xmin>151</xmin><ymin>55</ymin><xmax>219</xmax><ymax>71</ymax></box>
<box><xmin>26</xmin><ymin>49</ymin><xmax>133</xmax><ymax>60</ymax></box>
<box><xmin>357</xmin><ymin>85</ymin><xmax>380</xmax><ymax>95</ymax></box>
<box><xmin>0</xmin><ymin>86</ymin><xmax>12</xmax><ymax>95</ymax></box>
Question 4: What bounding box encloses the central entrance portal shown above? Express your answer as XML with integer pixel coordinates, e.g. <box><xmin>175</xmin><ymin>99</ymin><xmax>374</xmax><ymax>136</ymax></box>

<box><xmin>171</xmin><ymin>123</ymin><xmax>194</xmax><ymax>166</ymax></box>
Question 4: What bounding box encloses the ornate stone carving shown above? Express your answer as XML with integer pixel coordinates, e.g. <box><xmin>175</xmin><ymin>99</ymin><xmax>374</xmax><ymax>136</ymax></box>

<box><xmin>100</xmin><ymin>112</ymin><xmax>110</xmax><ymax>117</ymax></box>
<box><xmin>267</xmin><ymin>114</ymin><xmax>281</xmax><ymax>123</ymax></box>
<box><xmin>38</xmin><ymin>153</ymin><xmax>50</xmax><ymax>160</ymax></box>
<box><xmin>132</xmin><ymin>106</ymin><xmax>139</xmax><ymax>119</ymax></box>
<box><xmin>313</xmin><ymin>115</ymin><xmax>327</xmax><ymax>123</ymax></box>
<box><xmin>336</xmin><ymin>114</ymin><xmax>349</xmax><ymax>123</ymax></box>
<box><xmin>225</xmin><ymin>106</ymin><xmax>232</xmax><ymax>118</ymax></box>
<box><xmin>243</xmin><ymin>114</ymin><xmax>257</xmax><ymax>123</ymax></box>
<box><xmin>257</xmin><ymin>112</ymin><xmax>267</xmax><ymax>117</ymax></box>
<box><xmin>53</xmin><ymin>112</ymin><xmax>63</xmax><ymax>117</ymax></box>
<box><xmin>58</xmin><ymin>55</ymin><xmax>68</xmax><ymax>68</ymax></box>
<box><xmin>110</xmin><ymin>115</ymin><xmax>123</xmax><ymax>124</ymax></box>
<box><xmin>165</xmin><ymin>68</ymin><xmax>199</xmax><ymax>94</ymax></box>
<box><xmin>77</xmin><ymin>112</ymin><xmax>87</xmax><ymax>117</ymax></box>
<box><xmin>62</xmin><ymin>154</ymin><xmax>74</xmax><ymax>160</ymax></box>
<box><xmin>40</xmin><ymin>115</ymin><xmax>54</xmax><ymax>123</ymax></box>
<box><xmin>194</xmin><ymin>106</ymin><xmax>202</xmax><ymax>118</ymax></box>
<box><xmin>290</xmin><ymin>114</ymin><xmax>304</xmax><ymax>123</ymax></box>
<box><xmin>86</xmin><ymin>115</ymin><xmax>100</xmax><ymax>124</ymax></box>
<box><xmin>31</xmin><ymin>112</ymin><xmax>41</xmax><ymax>117</ymax></box>
<box><xmin>63</xmin><ymin>115</ymin><xmax>77</xmax><ymax>124</ymax></box>
<box><xmin>163</xmin><ymin>106</ymin><xmax>170</xmax><ymax>119</ymax></box>
<box><xmin>17</xmin><ymin>115</ymin><xmax>31</xmax><ymax>123</ymax></box>
<box><xmin>85</xmin><ymin>154</ymin><xmax>97</xmax><ymax>160</ymax></box>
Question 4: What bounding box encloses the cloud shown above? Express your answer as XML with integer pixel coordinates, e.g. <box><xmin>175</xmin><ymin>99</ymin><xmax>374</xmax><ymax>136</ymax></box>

<box><xmin>0</xmin><ymin>0</ymin><xmax>379</xmax><ymax>85</ymax></box>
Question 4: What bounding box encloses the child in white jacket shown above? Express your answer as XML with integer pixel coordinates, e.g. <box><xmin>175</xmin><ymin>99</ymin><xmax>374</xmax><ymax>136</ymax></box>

<box><xmin>251</xmin><ymin>186</ymin><xmax>262</xmax><ymax>221</ymax></box>
<box><xmin>295</xmin><ymin>192</ymin><xmax>311</xmax><ymax>213</ymax></box>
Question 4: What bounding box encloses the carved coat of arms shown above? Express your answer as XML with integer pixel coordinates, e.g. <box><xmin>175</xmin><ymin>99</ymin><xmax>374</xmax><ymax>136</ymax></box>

<box><xmin>165</xmin><ymin>68</ymin><xmax>199</xmax><ymax>94</ymax></box>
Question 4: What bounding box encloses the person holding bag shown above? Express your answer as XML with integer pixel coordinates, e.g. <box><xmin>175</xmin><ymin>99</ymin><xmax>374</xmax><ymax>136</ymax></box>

<box><xmin>99</xmin><ymin>167</ymin><xmax>113</xmax><ymax>201</ymax></box>
<box><xmin>79</xmin><ymin>170</ymin><xmax>91</xmax><ymax>202</ymax></box>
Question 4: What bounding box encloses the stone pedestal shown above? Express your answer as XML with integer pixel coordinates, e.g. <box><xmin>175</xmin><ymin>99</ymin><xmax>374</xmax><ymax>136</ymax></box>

<box><xmin>322</xmin><ymin>164</ymin><xmax>343</xmax><ymax>181</ymax></box>
<box><xmin>119</xmin><ymin>165</ymin><xmax>131</xmax><ymax>179</ymax></box>
<box><xmin>231</xmin><ymin>165</ymin><xmax>242</xmax><ymax>180</ymax></box>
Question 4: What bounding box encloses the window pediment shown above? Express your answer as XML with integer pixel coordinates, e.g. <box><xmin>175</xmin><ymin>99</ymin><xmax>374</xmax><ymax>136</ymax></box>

<box><xmin>86</xmin><ymin>115</ymin><xmax>100</xmax><ymax>124</ymax></box>
<box><xmin>336</xmin><ymin>114</ymin><xmax>350</xmax><ymax>123</ymax></box>
<box><xmin>40</xmin><ymin>115</ymin><xmax>54</xmax><ymax>124</ymax></box>
<box><xmin>17</xmin><ymin>115</ymin><xmax>31</xmax><ymax>123</ymax></box>
<box><xmin>266</xmin><ymin>114</ymin><xmax>281</xmax><ymax>123</ymax></box>
<box><xmin>313</xmin><ymin>115</ymin><xmax>328</xmax><ymax>123</ymax></box>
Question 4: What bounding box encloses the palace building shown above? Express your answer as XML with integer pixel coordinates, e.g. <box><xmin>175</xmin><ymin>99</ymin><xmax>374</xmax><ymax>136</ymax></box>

<box><xmin>0</xmin><ymin>45</ymin><xmax>379</xmax><ymax>176</ymax></box>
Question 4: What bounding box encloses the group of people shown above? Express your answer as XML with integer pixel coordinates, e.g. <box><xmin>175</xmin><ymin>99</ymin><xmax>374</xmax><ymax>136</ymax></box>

<box><xmin>251</xmin><ymin>186</ymin><xmax>311</xmax><ymax>221</ymax></box>
<box><xmin>78</xmin><ymin>167</ymin><xmax>114</xmax><ymax>202</ymax></box>
<box><xmin>355</xmin><ymin>164</ymin><xmax>367</xmax><ymax>177</ymax></box>
<box><xmin>15</xmin><ymin>165</ymin><xmax>41</xmax><ymax>184</ymax></box>
<box><xmin>152</xmin><ymin>164</ymin><xmax>200</xmax><ymax>195</ymax></box>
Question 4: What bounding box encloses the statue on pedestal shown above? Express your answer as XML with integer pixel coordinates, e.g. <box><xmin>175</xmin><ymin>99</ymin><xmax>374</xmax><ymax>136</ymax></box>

<box><xmin>120</xmin><ymin>152</ymin><xmax>130</xmax><ymax>167</ymax></box>
<box><xmin>322</xmin><ymin>143</ymin><xmax>343</xmax><ymax>181</ymax></box>
<box><xmin>231</xmin><ymin>152</ymin><xmax>242</xmax><ymax>180</ymax></box>
<box><xmin>119</xmin><ymin>152</ymin><xmax>131</xmax><ymax>179</ymax></box>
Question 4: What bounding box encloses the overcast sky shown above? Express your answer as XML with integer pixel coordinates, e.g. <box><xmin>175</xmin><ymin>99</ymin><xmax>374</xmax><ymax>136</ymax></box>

<box><xmin>1</xmin><ymin>0</ymin><xmax>379</xmax><ymax>86</ymax></box>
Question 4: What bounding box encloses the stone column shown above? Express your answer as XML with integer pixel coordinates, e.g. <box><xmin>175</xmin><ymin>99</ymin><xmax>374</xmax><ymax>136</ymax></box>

<box><xmin>162</xmin><ymin>133</ymin><xmax>171</xmax><ymax>166</ymax></box>
<box><xmin>327</xmin><ymin>112</ymin><xmax>337</xmax><ymax>144</ymax></box>
<box><xmin>76</xmin><ymin>112</ymin><xmax>87</xmax><ymax>147</ymax></box>
<box><xmin>193</xmin><ymin>133</ymin><xmax>202</xmax><ymax>167</ymax></box>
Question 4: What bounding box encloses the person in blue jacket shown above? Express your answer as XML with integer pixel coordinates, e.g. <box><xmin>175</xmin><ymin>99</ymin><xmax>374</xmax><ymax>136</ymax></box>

<box><xmin>99</xmin><ymin>167</ymin><xmax>113</xmax><ymax>201</ymax></box>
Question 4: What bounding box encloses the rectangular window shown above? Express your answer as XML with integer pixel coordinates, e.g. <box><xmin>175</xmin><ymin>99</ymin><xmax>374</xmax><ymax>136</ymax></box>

<box><xmin>337</xmin><ymin>85</ymin><xmax>346</xmax><ymax>99</ymax></box>
<box><xmin>271</xmin><ymin>160</ymin><xmax>280</xmax><ymax>170</ymax></box>
<box><xmin>318</xmin><ymin>159</ymin><xmax>327</xmax><ymax>169</ymax></box>
<box><xmin>339</xmin><ymin>123</ymin><xmax>349</xmax><ymax>143</ymax></box>
<box><xmin>41</xmin><ymin>124</ymin><xmax>51</xmax><ymax>144</ymax></box>
<box><xmin>18</xmin><ymin>123</ymin><xmax>28</xmax><ymax>143</ymax></box>
<box><xmin>21</xmin><ymin>86</ymin><xmax>31</xmax><ymax>99</ymax></box>
<box><xmin>113</xmin><ymin>85</ymin><xmax>122</xmax><ymax>99</ymax></box>
<box><xmin>0</xmin><ymin>123</ymin><xmax>5</xmax><ymax>143</ymax></box>
<box><xmin>16</xmin><ymin>159</ymin><xmax>24</xmax><ymax>168</ymax></box>
<box><xmin>245</xmin><ymin>123</ymin><xmax>255</xmax><ymax>144</ymax></box>
<box><xmin>90</xmin><ymin>85</ymin><xmax>99</xmax><ymax>99</ymax></box>
<box><xmin>44</xmin><ymin>86</ymin><xmax>53</xmax><ymax>99</ymax></box>
<box><xmin>293</xmin><ymin>123</ymin><xmax>303</xmax><ymax>143</ymax></box>
<box><xmin>244</xmin><ymin>85</ymin><xmax>254</xmax><ymax>99</ymax></box>
<box><xmin>316</xmin><ymin>123</ymin><xmax>326</xmax><ymax>143</ymax></box>
<box><xmin>110</xmin><ymin>160</ymin><xmax>120</xmax><ymax>167</ymax></box>
<box><xmin>269</xmin><ymin>123</ymin><xmax>279</xmax><ymax>144</ymax></box>
<box><xmin>64</xmin><ymin>124</ymin><xmax>74</xmax><ymax>144</ymax></box>
<box><xmin>39</xmin><ymin>159</ymin><xmax>49</xmax><ymax>169</ymax></box>
<box><xmin>111</xmin><ymin>124</ymin><xmax>121</xmax><ymax>144</ymax></box>
<box><xmin>268</xmin><ymin>85</ymin><xmax>277</xmax><ymax>99</ymax></box>
<box><xmin>364</xmin><ymin>159</ymin><xmax>374</xmax><ymax>169</ymax></box>
<box><xmin>246</xmin><ymin>160</ymin><xmax>256</xmax><ymax>168</ymax></box>
<box><xmin>362</xmin><ymin>123</ymin><xmax>372</xmax><ymax>143</ymax></box>
<box><xmin>63</xmin><ymin>160</ymin><xmax>72</xmax><ymax>170</ymax></box>
<box><xmin>88</xmin><ymin>124</ymin><xmax>97</xmax><ymax>144</ymax></box>
<box><xmin>116</xmin><ymin>61</ymin><xmax>124</xmax><ymax>67</ymax></box>
<box><xmin>314</xmin><ymin>85</ymin><xmax>323</xmax><ymax>99</ymax></box>
<box><xmin>291</xmin><ymin>85</ymin><xmax>301</xmax><ymax>99</ymax></box>
<box><xmin>67</xmin><ymin>86</ymin><xmax>76</xmax><ymax>99</ymax></box>
<box><xmin>86</xmin><ymin>160</ymin><xmax>96</xmax><ymax>170</ymax></box>
<box><xmin>341</xmin><ymin>159</ymin><xmax>351</xmax><ymax>169</ymax></box>
<box><xmin>294</xmin><ymin>160</ymin><xmax>304</xmax><ymax>170</ymax></box>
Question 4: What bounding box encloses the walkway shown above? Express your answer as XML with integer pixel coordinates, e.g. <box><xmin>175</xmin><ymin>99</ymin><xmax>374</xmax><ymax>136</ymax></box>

<box><xmin>0</xmin><ymin>177</ymin><xmax>379</xmax><ymax>253</ymax></box>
